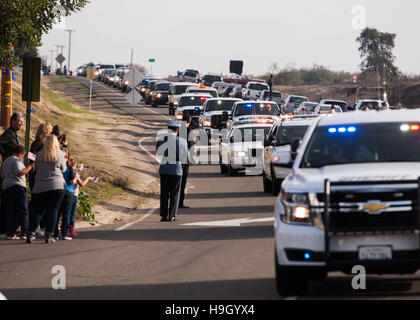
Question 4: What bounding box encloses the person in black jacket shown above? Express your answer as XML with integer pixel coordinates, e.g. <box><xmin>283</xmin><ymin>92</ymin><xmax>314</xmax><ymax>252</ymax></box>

<box><xmin>0</xmin><ymin>113</ymin><xmax>24</xmax><ymax>161</ymax></box>
<box><xmin>0</xmin><ymin>112</ymin><xmax>24</xmax><ymax>234</ymax></box>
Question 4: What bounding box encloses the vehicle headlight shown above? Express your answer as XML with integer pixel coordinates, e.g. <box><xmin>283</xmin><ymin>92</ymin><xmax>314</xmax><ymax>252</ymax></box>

<box><xmin>280</xmin><ymin>191</ymin><xmax>312</xmax><ymax>225</ymax></box>
<box><xmin>124</xmin><ymin>81</ymin><xmax>129</xmax><ymax>85</ymax></box>
<box><xmin>141</xmin><ymin>88</ymin><xmax>146</xmax><ymax>92</ymax></box>
<box><xmin>115</xmin><ymin>76</ymin><xmax>120</xmax><ymax>81</ymax></box>
<box><xmin>157</xmin><ymin>93</ymin><xmax>162</xmax><ymax>98</ymax></box>
<box><xmin>231</xmin><ymin>151</ymin><xmax>246</xmax><ymax>157</ymax></box>
<box><xmin>176</xmin><ymin>113</ymin><xmax>183</xmax><ymax>120</ymax></box>
<box><xmin>173</xmin><ymin>99</ymin><xmax>178</xmax><ymax>105</ymax></box>
<box><xmin>204</xmin><ymin>119</ymin><xmax>211</xmax><ymax>127</ymax></box>
<box><xmin>99</xmin><ymin>70</ymin><xmax>103</xmax><ymax>74</ymax></box>
<box><xmin>95</xmin><ymin>71</ymin><xmax>99</xmax><ymax>76</ymax></box>
<box><xmin>110</xmin><ymin>77</ymin><xmax>114</xmax><ymax>81</ymax></box>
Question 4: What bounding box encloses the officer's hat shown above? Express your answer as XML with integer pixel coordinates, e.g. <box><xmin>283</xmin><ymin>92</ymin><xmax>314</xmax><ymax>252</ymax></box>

<box><xmin>167</xmin><ymin>120</ymin><xmax>181</xmax><ymax>129</ymax></box>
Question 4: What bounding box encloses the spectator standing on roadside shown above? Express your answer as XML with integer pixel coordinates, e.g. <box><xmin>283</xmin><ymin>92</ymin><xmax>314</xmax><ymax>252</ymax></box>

<box><xmin>68</xmin><ymin>157</ymin><xmax>94</xmax><ymax>238</ymax></box>
<box><xmin>156</xmin><ymin>121</ymin><xmax>188</xmax><ymax>222</ymax></box>
<box><xmin>0</xmin><ymin>112</ymin><xmax>24</xmax><ymax>235</ymax></box>
<box><xmin>0</xmin><ymin>112</ymin><xmax>24</xmax><ymax>161</ymax></box>
<box><xmin>53</xmin><ymin>149</ymin><xmax>76</xmax><ymax>241</ymax></box>
<box><xmin>26</xmin><ymin>135</ymin><xmax>67</xmax><ymax>244</ymax></box>
<box><xmin>2</xmin><ymin>145</ymin><xmax>33</xmax><ymax>240</ymax></box>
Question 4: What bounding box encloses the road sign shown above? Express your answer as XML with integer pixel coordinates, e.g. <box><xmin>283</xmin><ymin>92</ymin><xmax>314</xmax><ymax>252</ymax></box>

<box><xmin>149</xmin><ymin>58</ymin><xmax>155</xmax><ymax>63</ymax></box>
<box><xmin>22</xmin><ymin>57</ymin><xmax>41</xmax><ymax>102</ymax></box>
<box><xmin>56</xmin><ymin>54</ymin><xmax>65</xmax><ymax>64</ymax></box>
<box><xmin>125</xmin><ymin>67</ymin><xmax>144</xmax><ymax>87</ymax></box>
<box><xmin>125</xmin><ymin>89</ymin><xmax>142</xmax><ymax>106</ymax></box>
<box><xmin>86</xmin><ymin>66</ymin><xmax>96</xmax><ymax>80</ymax></box>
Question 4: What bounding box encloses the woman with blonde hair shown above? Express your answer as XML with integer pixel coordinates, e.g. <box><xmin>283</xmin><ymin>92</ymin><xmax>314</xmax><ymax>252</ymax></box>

<box><xmin>26</xmin><ymin>135</ymin><xmax>67</xmax><ymax>244</ymax></box>
<box><xmin>29</xmin><ymin>122</ymin><xmax>53</xmax><ymax>191</ymax></box>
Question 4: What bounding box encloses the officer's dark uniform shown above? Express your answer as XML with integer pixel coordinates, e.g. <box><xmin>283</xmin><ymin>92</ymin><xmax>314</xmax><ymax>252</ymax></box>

<box><xmin>179</xmin><ymin>120</ymin><xmax>194</xmax><ymax>208</ymax></box>
<box><xmin>156</xmin><ymin>121</ymin><xmax>188</xmax><ymax>222</ymax></box>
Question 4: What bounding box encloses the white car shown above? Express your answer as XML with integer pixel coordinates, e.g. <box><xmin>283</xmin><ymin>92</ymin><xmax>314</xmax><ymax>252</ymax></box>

<box><xmin>320</xmin><ymin>99</ymin><xmax>349</xmax><ymax>112</ymax></box>
<box><xmin>220</xmin><ymin>123</ymin><xmax>273</xmax><ymax>176</ymax></box>
<box><xmin>228</xmin><ymin>101</ymin><xmax>281</xmax><ymax>129</ymax></box>
<box><xmin>314</xmin><ymin>104</ymin><xmax>343</xmax><ymax>115</ymax></box>
<box><xmin>263</xmin><ymin>116</ymin><xmax>316</xmax><ymax>195</ymax></box>
<box><xmin>274</xmin><ymin>109</ymin><xmax>420</xmax><ymax>296</ymax></box>
<box><xmin>355</xmin><ymin>99</ymin><xmax>390</xmax><ymax>111</ymax></box>
<box><xmin>295</xmin><ymin>102</ymin><xmax>319</xmax><ymax>115</ymax></box>
<box><xmin>283</xmin><ymin>95</ymin><xmax>309</xmax><ymax>114</ymax></box>
<box><xmin>212</xmin><ymin>82</ymin><xmax>230</xmax><ymax>96</ymax></box>
<box><xmin>168</xmin><ymin>82</ymin><xmax>197</xmax><ymax>115</ymax></box>
<box><xmin>175</xmin><ymin>93</ymin><xmax>212</xmax><ymax>123</ymax></box>
<box><xmin>186</xmin><ymin>86</ymin><xmax>219</xmax><ymax>98</ymax></box>
<box><xmin>242</xmin><ymin>82</ymin><xmax>269</xmax><ymax>100</ymax></box>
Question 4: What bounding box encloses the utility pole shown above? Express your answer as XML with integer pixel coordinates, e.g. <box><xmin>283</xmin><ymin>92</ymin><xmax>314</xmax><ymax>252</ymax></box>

<box><xmin>49</xmin><ymin>49</ymin><xmax>55</xmax><ymax>73</ymax></box>
<box><xmin>65</xmin><ymin>29</ymin><xmax>76</xmax><ymax>76</ymax></box>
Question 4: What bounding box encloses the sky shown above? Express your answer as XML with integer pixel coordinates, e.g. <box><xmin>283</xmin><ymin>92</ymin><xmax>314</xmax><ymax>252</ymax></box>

<box><xmin>39</xmin><ymin>0</ymin><xmax>420</xmax><ymax>78</ymax></box>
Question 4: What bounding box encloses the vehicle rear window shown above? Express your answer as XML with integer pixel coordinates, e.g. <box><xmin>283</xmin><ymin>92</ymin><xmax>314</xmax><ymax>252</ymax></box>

<box><xmin>291</xmin><ymin>97</ymin><xmax>308</xmax><ymax>103</ymax></box>
<box><xmin>188</xmin><ymin>89</ymin><xmax>218</xmax><ymax>97</ymax></box>
<box><xmin>276</xmin><ymin>125</ymin><xmax>309</xmax><ymax>146</ymax></box>
<box><xmin>184</xmin><ymin>71</ymin><xmax>198</xmax><ymax>78</ymax></box>
<box><xmin>100</xmin><ymin>65</ymin><xmax>114</xmax><ymax>69</ymax></box>
<box><xmin>179</xmin><ymin>96</ymin><xmax>209</xmax><ymax>107</ymax></box>
<box><xmin>205</xmin><ymin>100</ymin><xmax>239</xmax><ymax>112</ymax></box>
<box><xmin>249</xmin><ymin>83</ymin><xmax>269</xmax><ymax>90</ymax></box>
<box><xmin>234</xmin><ymin>103</ymin><xmax>280</xmax><ymax>117</ymax></box>
<box><xmin>156</xmin><ymin>83</ymin><xmax>170</xmax><ymax>91</ymax></box>
<box><xmin>301</xmin><ymin>123</ymin><xmax>420</xmax><ymax>168</ymax></box>
<box><xmin>172</xmin><ymin>85</ymin><xmax>191</xmax><ymax>95</ymax></box>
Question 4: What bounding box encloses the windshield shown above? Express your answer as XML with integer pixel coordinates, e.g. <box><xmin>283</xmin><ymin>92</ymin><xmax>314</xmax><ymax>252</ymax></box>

<box><xmin>184</xmin><ymin>71</ymin><xmax>198</xmax><ymax>77</ymax></box>
<box><xmin>205</xmin><ymin>100</ymin><xmax>238</xmax><ymax>112</ymax></box>
<box><xmin>301</xmin><ymin>123</ymin><xmax>420</xmax><ymax>168</ymax></box>
<box><xmin>231</xmin><ymin>127</ymin><xmax>271</xmax><ymax>143</ymax></box>
<box><xmin>234</xmin><ymin>103</ymin><xmax>280</xmax><ymax>117</ymax></box>
<box><xmin>100</xmin><ymin>65</ymin><xmax>114</xmax><ymax>69</ymax></box>
<box><xmin>179</xmin><ymin>96</ymin><xmax>209</xmax><ymax>107</ymax></box>
<box><xmin>188</xmin><ymin>89</ymin><xmax>218</xmax><ymax>97</ymax></box>
<box><xmin>263</xmin><ymin>91</ymin><xmax>282</xmax><ymax>99</ymax></box>
<box><xmin>173</xmin><ymin>85</ymin><xmax>191</xmax><ymax>95</ymax></box>
<box><xmin>359</xmin><ymin>101</ymin><xmax>380</xmax><ymax>110</ymax></box>
<box><xmin>249</xmin><ymin>83</ymin><xmax>269</xmax><ymax>90</ymax></box>
<box><xmin>203</xmin><ymin>75</ymin><xmax>221</xmax><ymax>82</ymax></box>
<box><xmin>291</xmin><ymin>97</ymin><xmax>308</xmax><ymax>104</ymax></box>
<box><xmin>156</xmin><ymin>83</ymin><xmax>170</xmax><ymax>91</ymax></box>
<box><xmin>277</xmin><ymin>125</ymin><xmax>309</xmax><ymax>146</ymax></box>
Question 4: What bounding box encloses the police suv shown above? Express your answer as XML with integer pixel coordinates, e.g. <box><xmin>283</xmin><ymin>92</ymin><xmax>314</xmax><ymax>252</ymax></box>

<box><xmin>200</xmin><ymin>98</ymin><xmax>242</xmax><ymax>142</ymax></box>
<box><xmin>175</xmin><ymin>93</ymin><xmax>212</xmax><ymax>124</ymax></box>
<box><xmin>274</xmin><ymin>109</ymin><xmax>420</xmax><ymax>296</ymax></box>
<box><xmin>263</xmin><ymin>116</ymin><xmax>317</xmax><ymax>196</ymax></box>
<box><xmin>227</xmin><ymin>101</ymin><xmax>281</xmax><ymax>129</ymax></box>
<box><xmin>220</xmin><ymin>122</ymin><xmax>273</xmax><ymax>176</ymax></box>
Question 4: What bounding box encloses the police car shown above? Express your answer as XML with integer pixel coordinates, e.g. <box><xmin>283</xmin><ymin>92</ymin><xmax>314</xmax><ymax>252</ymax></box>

<box><xmin>220</xmin><ymin>123</ymin><xmax>273</xmax><ymax>176</ymax></box>
<box><xmin>227</xmin><ymin>101</ymin><xmax>281</xmax><ymax>129</ymax></box>
<box><xmin>175</xmin><ymin>93</ymin><xmax>212</xmax><ymax>125</ymax></box>
<box><xmin>273</xmin><ymin>109</ymin><xmax>420</xmax><ymax>296</ymax></box>
<box><xmin>186</xmin><ymin>86</ymin><xmax>219</xmax><ymax>98</ymax></box>
<box><xmin>200</xmin><ymin>98</ymin><xmax>242</xmax><ymax>142</ymax></box>
<box><xmin>263</xmin><ymin>116</ymin><xmax>317</xmax><ymax>196</ymax></box>
<box><xmin>168</xmin><ymin>82</ymin><xmax>197</xmax><ymax>115</ymax></box>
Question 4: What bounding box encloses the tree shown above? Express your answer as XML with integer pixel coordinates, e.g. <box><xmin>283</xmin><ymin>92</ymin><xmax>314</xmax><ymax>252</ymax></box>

<box><xmin>356</xmin><ymin>27</ymin><xmax>399</xmax><ymax>82</ymax></box>
<box><xmin>0</xmin><ymin>0</ymin><xmax>89</xmax><ymax>128</ymax></box>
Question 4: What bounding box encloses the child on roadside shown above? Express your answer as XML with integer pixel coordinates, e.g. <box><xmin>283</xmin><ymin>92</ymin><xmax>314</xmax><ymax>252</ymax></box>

<box><xmin>2</xmin><ymin>145</ymin><xmax>33</xmax><ymax>240</ymax></box>
<box><xmin>67</xmin><ymin>156</ymin><xmax>95</xmax><ymax>238</ymax></box>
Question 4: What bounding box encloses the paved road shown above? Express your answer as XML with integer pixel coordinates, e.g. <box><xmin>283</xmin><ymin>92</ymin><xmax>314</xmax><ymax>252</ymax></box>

<box><xmin>1</xmin><ymin>77</ymin><xmax>420</xmax><ymax>300</ymax></box>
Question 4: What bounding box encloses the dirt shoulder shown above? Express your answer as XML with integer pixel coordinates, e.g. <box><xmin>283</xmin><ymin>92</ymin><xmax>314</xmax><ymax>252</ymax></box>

<box><xmin>39</xmin><ymin>76</ymin><xmax>161</xmax><ymax>230</ymax></box>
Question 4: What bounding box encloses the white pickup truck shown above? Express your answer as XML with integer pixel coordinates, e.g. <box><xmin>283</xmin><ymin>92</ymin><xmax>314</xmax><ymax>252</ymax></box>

<box><xmin>242</xmin><ymin>82</ymin><xmax>269</xmax><ymax>100</ymax></box>
<box><xmin>274</xmin><ymin>109</ymin><xmax>420</xmax><ymax>296</ymax></box>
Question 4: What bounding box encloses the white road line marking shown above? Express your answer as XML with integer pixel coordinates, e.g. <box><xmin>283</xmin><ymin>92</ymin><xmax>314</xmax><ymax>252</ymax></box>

<box><xmin>143</xmin><ymin>106</ymin><xmax>173</xmax><ymax>121</ymax></box>
<box><xmin>0</xmin><ymin>292</ymin><xmax>7</xmax><ymax>300</ymax></box>
<box><xmin>138</xmin><ymin>135</ymin><xmax>159</xmax><ymax>163</ymax></box>
<box><xmin>181</xmin><ymin>217</ymin><xmax>274</xmax><ymax>227</ymax></box>
<box><xmin>115</xmin><ymin>208</ymin><xmax>158</xmax><ymax>231</ymax></box>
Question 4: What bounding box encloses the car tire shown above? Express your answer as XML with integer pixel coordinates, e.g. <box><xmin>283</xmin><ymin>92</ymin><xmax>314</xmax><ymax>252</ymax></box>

<box><xmin>263</xmin><ymin>171</ymin><xmax>272</xmax><ymax>193</ymax></box>
<box><xmin>228</xmin><ymin>164</ymin><xmax>237</xmax><ymax>177</ymax></box>
<box><xmin>271</xmin><ymin>167</ymin><xmax>281</xmax><ymax>196</ymax></box>
<box><xmin>275</xmin><ymin>251</ymin><xmax>308</xmax><ymax>296</ymax></box>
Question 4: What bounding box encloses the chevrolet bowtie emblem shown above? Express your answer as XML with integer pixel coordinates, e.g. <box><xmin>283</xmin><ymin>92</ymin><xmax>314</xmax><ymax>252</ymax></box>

<box><xmin>360</xmin><ymin>202</ymin><xmax>388</xmax><ymax>214</ymax></box>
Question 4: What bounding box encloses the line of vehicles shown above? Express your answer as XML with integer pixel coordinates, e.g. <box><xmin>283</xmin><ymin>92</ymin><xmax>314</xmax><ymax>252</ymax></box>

<box><xmin>77</xmin><ymin>64</ymin><xmax>420</xmax><ymax>297</ymax></box>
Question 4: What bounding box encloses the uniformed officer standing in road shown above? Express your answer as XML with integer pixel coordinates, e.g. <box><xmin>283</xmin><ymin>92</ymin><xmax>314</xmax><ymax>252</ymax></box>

<box><xmin>179</xmin><ymin>115</ymin><xmax>195</xmax><ymax>209</ymax></box>
<box><xmin>156</xmin><ymin>121</ymin><xmax>188</xmax><ymax>222</ymax></box>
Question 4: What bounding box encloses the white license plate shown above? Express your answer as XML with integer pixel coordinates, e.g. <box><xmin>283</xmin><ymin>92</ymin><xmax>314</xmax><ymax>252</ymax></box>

<box><xmin>358</xmin><ymin>246</ymin><xmax>392</xmax><ymax>261</ymax></box>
